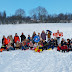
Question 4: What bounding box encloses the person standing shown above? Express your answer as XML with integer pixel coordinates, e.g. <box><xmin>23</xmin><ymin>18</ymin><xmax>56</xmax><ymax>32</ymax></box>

<box><xmin>41</xmin><ymin>30</ymin><xmax>46</xmax><ymax>40</ymax></box>
<box><xmin>14</xmin><ymin>33</ymin><xmax>20</xmax><ymax>43</ymax></box>
<box><xmin>20</xmin><ymin>33</ymin><xmax>26</xmax><ymax>42</ymax></box>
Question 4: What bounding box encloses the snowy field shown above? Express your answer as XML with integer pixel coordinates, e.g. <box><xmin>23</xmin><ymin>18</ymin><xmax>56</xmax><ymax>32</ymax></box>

<box><xmin>0</xmin><ymin>23</ymin><xmax>72</xmax><ymax>72</ymax></box>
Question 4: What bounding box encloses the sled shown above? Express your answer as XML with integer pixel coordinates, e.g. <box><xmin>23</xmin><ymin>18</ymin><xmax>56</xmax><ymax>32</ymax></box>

<box><xmin>0</xmin><ymin>48</ymin><xmax>5</xmax><ymax>52</ymax></box>
<box><xmin>34</xmin><ymin>35</ymin><xmax>40</xmax><ymax>43</ymax></box>
<box><xmin>35</xmin><ymin>48</ymin><xmax>38</xmax><ymax>52</ymax></box>
<box><xmin>47</xmin><ymin>48</ymin><xmax>52</xmax><ymax>50</ymax></box>
<box><xmin>53</xmin><ymin>32</ymin><xmax>63</xmax><ymax>37</ymax></box>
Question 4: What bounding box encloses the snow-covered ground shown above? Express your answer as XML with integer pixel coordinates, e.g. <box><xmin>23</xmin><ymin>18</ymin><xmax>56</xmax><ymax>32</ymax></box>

<box><xmin>0</xmin><ymin>23</ymin><xmax>72</xmax><ymax>72</ymax></box>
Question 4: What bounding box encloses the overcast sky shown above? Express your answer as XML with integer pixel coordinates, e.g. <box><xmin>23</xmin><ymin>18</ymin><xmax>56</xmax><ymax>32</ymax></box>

<box><xmin>0</xmin><ymin>0</ymin><xmax>72</xmax><ymax>16</ymax></box>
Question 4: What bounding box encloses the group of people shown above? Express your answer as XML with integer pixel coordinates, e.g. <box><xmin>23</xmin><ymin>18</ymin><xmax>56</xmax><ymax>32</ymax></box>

<box><xmin>1</xmin><ymin>30</ymin><xmax>72</xmax><ymax>53</ymax></box>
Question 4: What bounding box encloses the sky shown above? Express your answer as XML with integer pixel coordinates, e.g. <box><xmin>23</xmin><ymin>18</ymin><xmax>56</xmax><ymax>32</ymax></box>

<box><xmin>0</xmin><ymin>0</ymin><xmax>72</xmax><ymax>16</ymax></box>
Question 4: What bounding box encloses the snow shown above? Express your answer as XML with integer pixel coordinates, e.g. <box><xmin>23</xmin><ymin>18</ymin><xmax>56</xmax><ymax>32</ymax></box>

<box><xmin>0</xmin><ymin>23</ymin><xmax>72</xmax><ymax>72</ymax></box>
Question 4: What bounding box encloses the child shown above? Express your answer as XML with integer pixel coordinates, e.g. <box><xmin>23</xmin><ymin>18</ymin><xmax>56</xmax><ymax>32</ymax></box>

<box><xmin>61</xmin><ymin>44</ymin><xmax>68</xmax><ymax>52</ymax></box>
<box><xmin>70</xmin><ymin>38</ymin><xmax>72</xmax><ymax>43</ymax></box>
<box><xmin>61</xmin><ymin>38</ymin><xmax>64</xmax><ymax>46</ymax></box>
<box><xmin>33</xmin><ymin>42</ymin><xmax>38</xmax><ymax>49</ymax></box>
<box><xmin>28</xmin><ymin>35</ymin><xmax>30</xmax><ymax>41</ymax></box>
<box><xmin>48</xmin><ymin>38</ymin><xmax>54</xmax><ymax>49</ymax></box>
<box><xmin>47</xmin><ymin>31</ymin><xmax>51</xmax><ymax>39</ymax></box>
<box><xmin>68</xmin><ymin>42</ymin><xmax>72</xmax><ymax>52</ymax></box>
<box><xmin>7</xmin><ymin>43</ymin><xmax>14</xmax><ymax>51</ymax></box>
<box><xmin>42</xmin><ymin>40</ymin><xmax>48</xmax><ymax>50</ymax></box>
<box><xmin>21</xmin><ymin>40</ymin><xmax>29</xmax><ymax>50</ymax></box>
<box><xmin>29</xmin><ymin>41</ymin><xmax>33</xmax><ymax>49</ymax></box>
<box><xmin>14</xmin><ymin>41</ymin><xmax>21</xmax><ymax>49</ymax></box>
<box><xmin>57</xmin><ymin>44</ymin><xmax>61</xmax><ymax>51</ymax></box>
<box><xmin>54</xmin><ymin>38</ymin><xmax>58</xmax><ymax>47</ymax></box>
<box><xmin>67</xmin><ymin>39</ymin><xmax>70</xmax><ymax>47</ymax></box>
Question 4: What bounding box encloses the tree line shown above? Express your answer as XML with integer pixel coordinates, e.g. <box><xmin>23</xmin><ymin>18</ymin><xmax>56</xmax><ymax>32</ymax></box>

<box><xmin>0</xmin><ymin>6</ymin><xmax>72</xmax><ymax>24</ymax></box>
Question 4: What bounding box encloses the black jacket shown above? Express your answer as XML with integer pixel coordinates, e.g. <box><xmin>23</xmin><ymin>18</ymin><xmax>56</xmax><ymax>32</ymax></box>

<box><xmin>20</xmin><ymin>35</ymin><xmax>26</xmax><ymax>42</ymax></box>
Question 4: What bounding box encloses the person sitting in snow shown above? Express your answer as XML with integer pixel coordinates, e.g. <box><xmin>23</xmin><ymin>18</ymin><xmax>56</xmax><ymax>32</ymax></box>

<box><xmin>48</xmin><ymin>38</ymin><xmax>54</xmax><ymax>49</ymax></box>
<box><xmin>20</xmin><ymin>33</ymin><xmax>26</xmax><ymax>42</ymax></box>
<box><xmin>7</xmin><ymin>43</ymin><xmax>14</xmax><ymax>51</ymax></box>
<box><xmin>54</xmin><ymin>38</ymin><xmax>58</xmax><ymax>47</ymax></box>
<box><xmin>61</xmin><ymin>38</ymin><xmax>65</xmax><ymax>46</ymax></box>
<box><xmin>57</xmin><ymin>44</ymin><xmax>61</xmax><ymax>52</ymax></box>
<box><xmin>7</xmin><ymin>36</ymin><xmax>11</xmax><ymax>44</ymax></box>
<box><xmin>70</xmin><ymin>38</ymin><xmax>72</xmax><ymax>43</ymax></box>
<box><xmin>29</xmin><ymin>41</ymin><xmax>33</xmax><ymax>49</ymax></box>
<box><xmin>67</xmin><ymin>39</ymin><xmax>71</xmax><ymax>48</ymax></box>
<box><xmin>42</xmin><ymin>40</ymin><xmax>48</xmax><ymax>50</ymax></box>
<box><xmin>21</xmin><ymin>40</ymin><xmax>29</xmax><ymax>50</ymax></box>
<box><xmin>67</xmin><ymin>42</ymin><xmax>72</xmax><ymax>52</ymax></box>
<box><xmin>33</xmin><ymin>42</ymin><xmax>38</xmax><ymax>49</ymax></box>
<box><xmin>61</xmin><ymin>41</ymin><xmax>68</xmax><ymax>52</ymax></box>
<box><xmin>14</xmin><ymin>41</ymin><xmax>21</xmax><ymax>49</ymax></box>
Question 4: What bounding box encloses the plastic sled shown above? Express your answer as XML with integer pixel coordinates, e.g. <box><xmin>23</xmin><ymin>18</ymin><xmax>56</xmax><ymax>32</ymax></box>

<box><xmin>47</xmin><ymin>48</ymin><xmax>52</xmax><ymax>50</ymax></box>
<box><xmin>0</xmin><ymin>48</ymin><xmax>5</xmax><ymax>52</ymax></box>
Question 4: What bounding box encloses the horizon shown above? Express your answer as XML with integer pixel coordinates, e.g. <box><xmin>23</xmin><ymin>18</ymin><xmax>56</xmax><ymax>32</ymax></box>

<box><xmin>0</xmin><ymin>0</ymin><xmax>72</xmax><ymax>16</ymax></box>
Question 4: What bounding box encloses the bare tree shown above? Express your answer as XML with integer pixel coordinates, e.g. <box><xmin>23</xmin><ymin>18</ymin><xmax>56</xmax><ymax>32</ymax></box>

<box><xmin>30</xmin><ymin>6</ymin><xmax>48</xmax><ymax>22</ymax></box>
<box><xmin>15</xmin><ymin>9</ymin><xmax>25</xmax><ymax>17</ymax></box>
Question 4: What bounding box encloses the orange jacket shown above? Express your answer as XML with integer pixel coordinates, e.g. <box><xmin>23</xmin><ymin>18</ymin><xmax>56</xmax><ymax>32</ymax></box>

<box><xmin>14</xmin><ymin>36</ymin><xmax>20</xmax><ymax>43</ymax></box>
<box><xmin>4</xmin><ymin>38</ymin><xmax>10</xmax><ymax>45</ymax></box>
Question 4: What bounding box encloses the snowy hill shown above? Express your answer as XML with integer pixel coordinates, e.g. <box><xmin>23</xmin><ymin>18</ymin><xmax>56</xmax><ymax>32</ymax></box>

<box><xmin>0</xmin><ymin>23</ymin><xmax>72</xmax><ymax>72</ymax></box>
<box><xmin>0</xmin><ymin>49</ymin><xmax>72</xmax><ymax>72</ymax></box>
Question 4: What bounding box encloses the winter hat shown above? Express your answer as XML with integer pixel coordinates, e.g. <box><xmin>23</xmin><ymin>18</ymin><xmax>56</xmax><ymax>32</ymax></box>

<box><xmin>22</xmin><ymin>33</ymin><xmax>23</xmax><ymax>35</ymax></box>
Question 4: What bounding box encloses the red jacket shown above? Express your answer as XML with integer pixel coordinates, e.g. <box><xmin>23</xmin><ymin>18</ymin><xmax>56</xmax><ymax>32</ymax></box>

<box><xmin>61</xmin><ymin>46</ymin><xmax>68</xmax><ymax>50</ymax></box>
<box><xmin>14</xmin><ymin>36</ymin><xmax>20</xmax><ymax>43</ymax></box>
<box><xmin>57</xmin><ymin>46</ymin><xmax>61</xmax><ymax>51</ymax></box>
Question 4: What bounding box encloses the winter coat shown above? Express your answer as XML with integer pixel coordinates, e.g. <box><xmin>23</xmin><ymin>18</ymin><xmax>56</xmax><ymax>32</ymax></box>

<box><xmin>69</xmin><ymin>45</ymin><xmax>72</xmax><ymax>49</ymax></box>
<box><xmin>14</xmin><ymin>36</ymin><xmax>19</xmax><ymax>43</ymax></box>
<box><xmin>67</xmin><ymin>40</ymin><xmax>70</xmax><ymax>47</ymax></box>
<box><xmin>33</xmin><ymin>44</ymin><xmax>38</xmax><ymax>48</ymax></box>
<box><xmin>61</xmin><ymin>46</ymin><xmax>68</xmax><ymax>50</ymax></box>
<box><xmin>7</xmin><ymin>44</ymin><xmax>13</xmax><ymax>49</ymax></box>
<box><xmin>47</xmin><ymin>33</ymin><xmax>51</xmax><ymax>38</ymax></box>
<box><xmin>61</xmin><ymin>41</ymin><xmax>67</xmax><ymax>46</ymax></box>
<box><xmin>9</xmin><ymin>36</ymin><xmax>13</xmax><ymax>43</ymax></box>
<box><xmin>29</xmin><ymin>43</ymin><xmax>33</xmax><ymax>47</ymax></box>
<box><xmin>20</xmin><ymin>35</ymin><xmax>26</xmax><ymax>42</ymax></box>
<box><xmin>49</xmin><ymin>40</ymin><xmax>54</xmax><ymax>46</ymax></box>
<box><xmin>4</xmin><ymin>38</ymin><xmax>9</xmax><ymax>45</ymax></box>
<box><xmin>54</xmin><ymin>40</ymin><xmax>58</xmax><ymax>46</ymax></box>
<box><xmin>32</xmin><ymin>34</ymin><xmax>36</xmax><ymax>39</ymax></box>
<box><xmin>57</xmin><ymin>46</ymin><xmax>61</xmax><ymax>51</ymax></box>
<box><xmin>2</xmin><ymin>38</ymin><xmax>4</xmax><ymax>44</ymax></box>
<box><xmin>15</xmin><ymin>42</ymin><xmax>20</xmax><ymax>48</ymax></box>
<box><xmin>61</xmin><ymin>41</ymin><xmax>64</xmax><ymax>46</ymax></box>
<box><xmin>43</xmin><ymin>41</ymin><xmax>47</xmax><ymax>46</ymax></box>
<box><xmin>41</xmin><ymin>33</ymin><xmax>46</xmax><ymax>40</ymax></box>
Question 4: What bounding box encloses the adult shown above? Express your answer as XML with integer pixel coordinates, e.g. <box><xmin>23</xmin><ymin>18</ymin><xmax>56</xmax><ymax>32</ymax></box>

<box><xmin>53</xmin><ymin>30</ymin><xmax>63</xmax><ymax>44</ymax></box>
<box><xmin>9</xmin><ymin>35</ymin><xmax>13</xmax><ymax>44</ymax></box>
<box><xmin>14</xmin><ymin>33</ymin><xmax>20</xmax><ymax>43</ymax></box>
<box><xmin>32</xmin><ymin>31</ymin><xmax>36</xmax><ymax>39</ymax></box>
<box><xmin>20</xmin><ymin>33</ymin><xmax>26</xmax><ymax>42</ymax></box>
<box><xmin>41</xmin><ymin>30</ymin><xmax>46</xmax><ymax>40</ymax></box>
<box><xmin>2</xmin><ymin>35</ymin><xmax>5</xmax><ymax>45</ymax></box>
